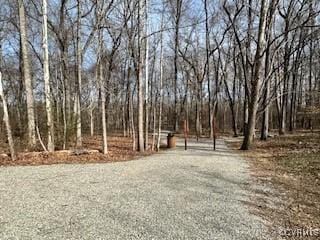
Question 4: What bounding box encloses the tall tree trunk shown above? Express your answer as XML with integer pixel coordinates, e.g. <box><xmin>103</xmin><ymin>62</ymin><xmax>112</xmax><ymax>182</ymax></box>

<box><xmin>151</xmin><ymin>105</ymin><xmax>156</xmax><ymax>151</ymax></box>
<box><xmin>137</xmin><ymin>0</ymin><xmax>144</xmax><ymax>152</ymax></box>
<box><xmin>204</xmin><ymin>0</ymin><xmax>212</xmax><ymax>138</ymax></box>
<box><xmin>261</xmin><ymin>44</ymin><xmax>270</xmax><ymax>140</ymax></box>
<box><xmin>128</xmin><ymin>64</ymin><xmax>136</xmax><ymax>150</ymax></box>
<box><xmin>100</xmin><ymin>63</ymin><xmax>108</xmax><ymax>154</ymax></box>
<box><xmin>279</xmin><ymin>14</ymin><xmax>291</xmax><ymax>135</ymax></box>
<box><xmin>307</xmin><ymin>0</ymin><xmax>314</xmax><ymax>129</ymax></box>
<box><xmin>173</xmin><ymin>0</ymin><xmax>182</xmax><ymax>132</ymax></box>
<box><xmin>90</xmin><ymin>107</ymin><xmax>94</xmax><ymax>136</ymax></box>
<box><xmin>130</xmin><ymin>88</ymin><xmax>136</xmax><ymax>151</ymax></box>
<box><xmin>144</xmin><ymin>0</ymin><xmax>149</xmax><ymax>150</ymax></box>
<box><xmin>58</xmin><ymin>0</ymin><xmax>69</xmax><ymax>149</ymax></box>
<box><xmin>17</xmin><ymin>0</ymin><xmax>36</xmax><ymax>148</ymax></box>
<box><xmin>196</xmin><ymin>80</ymin><xmax>201</xmax><ymax>141</ymax></box>
<box><xmin>75</xmin><ymin>0</ymin><xmax>82</xmax><ymax>147</ymax></box>
<box><xmin>243</xmin><ymin>0</ymin><xmax>253</xmax><ymax>137</ymax></box>
<box><xmin>42</xmin><ymin>0</ymin><xmax>54</xmax><ymax>152</ymax></box>
<box><xmin>97</xmin><ymin>3</ymin><xmax>107</xmax><ymax>154</ymax></box>
<box><xmin>241</xmin><ymin>0</ymin><xmax>268</xmax><ymax>150</ymax></box>
<box><xmin>0</xmin><ymin>72</ymin><xmax>16</xmax><ymax>160</ymax></box>
<box><xmin>157</xmin><ymin>15</ymin><xmax>164</xmax><ymax>151</ymax></box>
<box><xmin>289</xmin><ymin>47</ymin><xmax>302</xmax><ymax>132</ymax></box>
<box><xmin>260</xmin><ymin>0</ymin><xmax>277</xmax><ymax>140</ymax></box>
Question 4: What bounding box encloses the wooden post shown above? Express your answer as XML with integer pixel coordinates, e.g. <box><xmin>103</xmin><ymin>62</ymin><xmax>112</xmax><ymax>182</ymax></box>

<box><xmin>212</xmin><ymin>115</ymin><xmax>216</xmax><ymax>151</ymax></box>
<box><xmin>184</xmin><ymin>119</ymin><xmax>188</xmax><ymax>150</ymax></box>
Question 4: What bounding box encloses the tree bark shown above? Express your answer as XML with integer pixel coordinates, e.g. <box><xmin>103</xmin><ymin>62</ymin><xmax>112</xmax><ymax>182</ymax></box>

<box><xmin>204</xmin><ymin>0</ymin><xmax>212</xmax><ymax>138</ymax></box>
<box><xmin>241</xmin><ymin>0</ymin><xmax>269</xmax><ymax>150</ymax></box>
<box><xmin>97</xmin><ymin>2</ymin><xmax>108</xmax><ymax>154</ymax></box>
<box><xmin>260</xmin><ymin>42</ymin><xmax>270</xmax><ymax>140</ymax></box>
<box><xmin>137</xmin><ymin>0</ymin><xmax>144</xmax><ymax>152</ymax></box>
<box><xmin>42</xmin><ymin>0</ymin><xmax>55</xmax><ymax>152</ymax></box>
<box><xmin>173</xmin><ymin>0</ymin><xmax>183</xmax><ymax>132</ymax></box>
<box><xmin>17</xmin><ymin>0</ymin><xmax>36</xmax><ymax>148</ymax></box>
<box><xmin>0</xmin><ymin>72</ymin><xmax>16</xmax><ymax>160</ymax></box>
<box><xmin>157</xmin><ymin>14</ymin><xmax>164</xmax><ymax>151</ymax></box>
<box><xmin>75</xmin><ymin>0</ymin><xmax>82</xmax><ymax>147</ymax></box>
<box><xmin>144</xmin><ymin>0</ymin><xmax>149</xmax><ymax>150</ymax></box>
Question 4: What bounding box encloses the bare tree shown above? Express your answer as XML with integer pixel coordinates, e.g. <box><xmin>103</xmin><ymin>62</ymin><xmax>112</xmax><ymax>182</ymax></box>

<box><xmin>137</xmin><ymin>0</ymin><xmax>145</xmax><ymax>152</ymax></box>
<box><xmin>241</xmin><ymin>0</ymin><xmax>269</xmax><ymax>150</ymax></box>
<box><xmin>75</xmin><ymin>0</ymin><xmax>82</xmax><ymax>147</ymax></box>
<box><xmin>17</xmin><ymin>0</ymin><xmax>36</xmax><ymax>148</ymax></box>
<box><xmin>169</xmin><ymin>0</ymin><xmax>183</xmax><ymax>132</ymax></box>
<box><xmin>0</xmin><ymin>71</ymin><xmax>16</xmax><ymax>160</ymax></box>
<box><xmin>144</xmin><ymin>0</ymin><xmax>150</xmax><ymax>149</ymax></box>
<box><xmin>157</xmin><ymin>10</ymin><xmax>164</xmax><ymax>152</ymax></box>
<box><xmin>97</xmin><ymin>0</ymin><xmax>108</xmax><ymax>154</ymax></box>
<box><xmin>42</xmin><ymin>0</ymin><xmax>54</xmax><ymax>152</ymax></box>
<box><xmin>0</xmin><ymin>0</ymin><xmax>318</xmax><ymax>156</ymax></box>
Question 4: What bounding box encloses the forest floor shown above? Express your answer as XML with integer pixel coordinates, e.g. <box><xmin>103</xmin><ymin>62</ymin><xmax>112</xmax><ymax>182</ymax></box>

<box><xmin>226</xmin><ymin>130</ymin><xmax>320</xmax><ymax>239</ymax></box>
<box><xmin>0</xmin><ymin>136</ymin><xmax>154</xmax><ymax>166</ymax></box>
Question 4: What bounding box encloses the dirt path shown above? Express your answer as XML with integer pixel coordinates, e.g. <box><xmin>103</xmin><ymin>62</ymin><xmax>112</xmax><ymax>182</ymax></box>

<box><xmin>0</xmin><ymin>139</ymin><xmax>274</xmax><ymax>239</ymax></box>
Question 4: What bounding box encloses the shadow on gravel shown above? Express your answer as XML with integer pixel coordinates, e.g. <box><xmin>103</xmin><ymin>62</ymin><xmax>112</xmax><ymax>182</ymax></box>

<box><xmin>164</xmin><ymin>150</ymin><xmax>238</xmax><ymax>158</ymax></box>
<box><xmin>197</xmin><ymin>170</ymin><xmax>250</xmax><ymax>188</ymax></box>
<box><xmin>186</xmin><ymin>147</ymin><xmax>235</xmax><ymax>153</ymax></box>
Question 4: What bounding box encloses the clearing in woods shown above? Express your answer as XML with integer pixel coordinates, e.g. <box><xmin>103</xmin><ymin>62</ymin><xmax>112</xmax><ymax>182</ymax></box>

<box><xmin>0</xmin><ymin>138</ymin><xmax>273</xmax><ymax>239</ymax></box>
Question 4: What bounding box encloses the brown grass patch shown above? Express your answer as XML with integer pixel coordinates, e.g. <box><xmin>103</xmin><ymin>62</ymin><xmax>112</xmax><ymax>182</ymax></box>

<box><xmin>227</xmin><ymin>131</ymin><xmax>320</xmax><ymax>239</ymax></box>
<box><xmin>0</xmin><ymin>136</ymin><xmax>154</xmax><ymax>166</ymax></box>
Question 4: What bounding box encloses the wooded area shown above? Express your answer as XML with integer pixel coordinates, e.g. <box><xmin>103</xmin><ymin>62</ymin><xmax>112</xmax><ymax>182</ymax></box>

<box><xmin>0</xmin><ymin>0</ymin><xmax>319</xmax><ymax>160</ymax></box>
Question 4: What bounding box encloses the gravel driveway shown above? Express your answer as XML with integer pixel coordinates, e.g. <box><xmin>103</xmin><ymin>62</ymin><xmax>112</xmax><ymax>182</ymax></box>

<box><xmin>0</xmin><ymin>139</ymin><xmax>272</xmax><ymax>240</ymax></box>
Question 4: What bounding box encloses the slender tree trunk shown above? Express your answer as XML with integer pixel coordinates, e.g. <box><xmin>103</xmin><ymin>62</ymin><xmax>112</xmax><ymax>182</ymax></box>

<box><xmin>230</xmin><ymin>107</ymin><xmax>238</xmax><ymax>137</ymax></box>
<box><xmin>42</xmin><ymin>0</ymin><xmax>54</xmax><ymax>152</ymax></box>
<box><xmin>289</xmin><ymin>49</ymin><xmax>301</xmax><ymax>132</ymax></box>
<box><xmin>75</xmin><ymin>0</ymin><xmax>82</xmax><ymax>147</ymax></box>
<box><xmin>307</xmin><ymin>1</ymin><xmax>314</xmax><ymax>129</ymax></box>
<box><xmin>137</xmin><ymin>0</ymin><xmax>144</xmax><ymax>152</ymax></box>
<box><xmin>61</xmin><ymin>65</ymin><xmax>67</xmax><ymax>149</ymax></box>
<box><xmin>17</xmin><ymin>0</ymin><xmax>36</xmax><ymax>148</ymax></box>
<box><xmin>243</xmin><ymin>0</ymin><xmax>253</xmax><ymax>137</ymax></box>
<box><xmin>97</xmin><ymin>3</ymin><xmax>107</xmax><ymax>154</ymax></box>
<box><xmin>130</xmin><ymin>92</ymin><xmax>136</xmax><ymax>151</ymax></box>
<box><xmin>261</xmin><ymin>83</ymin><xmax>270</xmax><ymax>140</ymax></box>
<box><xmin>261</xmin><ymin>45</ymin><xmax>270</xmax><ymax>140</ymax></box>
<box><xmin>144</xmin><ymin>0</ymin><xmax>149</xmax><ymax>150</ymax></box>
<box><xmin>196</xmin><ymin>81</ymin><xmax>201</xmax><ymax>141</ymax></box>
<box><xmin>204</xmin><ymin>0</ymin><xmax>212</xmax><ymax>138</ymax></box>
<box><xmin>121</xmin><ymin>62</ymin><xmax>127</xmax><ymax>137</ymax></box>
<box><xmin>157</xmin><ymin>16</ymin><xmax>164</xmax><ymax>151</ymax></box>
<box><xmin>308</xmin><ymin>37</ymin><xmax>313</xmax><ymax>129</ymax></box>
<box><xmin>151</xmin><ymin>106</ymin><xmax>156</xmax><ymax>151</ymax></box>
<box><xmin>173</xmin><ymin>0</ymin><xmax>182</xmax><ymax>132</ymax></box>
<box><xmin>149</xmin><ymin>45</ymin><xmax>156</xmax><ymax>131</ymax></box>
<box><xmin>58</xmin><ymin>0</ymin><xmax>69</xmax><ymax>149</ymax></box>
<box><xmin>126</xmin><ymin>63</ymin><xmax>131</xmax><ymax>136</ymax></box>
<box><xmin>225</xmin><ymin>50</ymin><xmax>238</xmax><ymax>137</ymax></box>
<box><xmin>122</xmin><ymin>100</ymin><xmax>126</xmax><ymax>137</ymax></box>
<box><xmin>128</xmin><ymin>66</ymin><xmax>136</xmax><ymax>151</ymax></box>
<box><xmin>0</xmin><ymin>72</ymin><xmax>16</xmax><ymax>160</ymax></box>
<box><xmin>100</xmin><ymin>63</ymin><xmax>108</xmax><ymax>154</ymax></box>
<box><xmin>260</xmin><ymin>0</ymin><xmax>277</xmax><ymax>140</ymax></box>
<box><xmin>279</xmin><ymin>17</ymin><xmax>291</xmax><ymax>135</ymax></box>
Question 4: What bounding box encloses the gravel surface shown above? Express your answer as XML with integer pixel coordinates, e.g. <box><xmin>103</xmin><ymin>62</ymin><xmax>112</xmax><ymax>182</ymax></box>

<box><xmin>0</xmin><ymin>139</ymin><xmax>273</xmax><ymax>240</ymax></box>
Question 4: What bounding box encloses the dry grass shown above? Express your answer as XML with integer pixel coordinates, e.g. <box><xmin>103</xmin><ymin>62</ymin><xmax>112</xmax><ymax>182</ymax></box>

<box><xmin>0</xmin><ymin>136</ymin><xmax>154</xmax><ymax>166</ymax></box>
<box><xmin>228</xmin><ymin>131</ymin><xmax>320</xmax><ymax>239</ymax></box>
